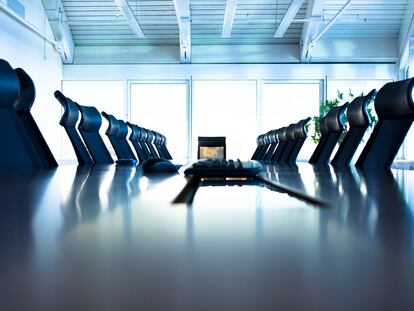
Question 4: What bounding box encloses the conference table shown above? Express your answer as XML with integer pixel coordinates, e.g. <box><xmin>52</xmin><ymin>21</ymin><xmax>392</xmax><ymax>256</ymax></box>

<box><xmin>1</xmin><ymin>162</ymin><xmax>414</xmax><ymax>309</ymax></box>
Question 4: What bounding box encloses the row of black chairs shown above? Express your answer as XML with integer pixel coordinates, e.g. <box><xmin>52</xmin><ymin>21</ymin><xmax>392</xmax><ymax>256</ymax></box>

<box><xmin>252</xmin><ymin>78</ymin><xmax>414</xmax><ymax>170</ymax></box>
<box><xmin>252</xmin><ymin>118</ymin><xmax>311</xmax><ymax>164</ymax></box>
<box><xmin>0</xmin><ymin>58</ymin><xmax>173</xmax><ymax>170</ymax></box>
<box><xmin>54</xmin><ymin>91</ymin><xmax>173</xmax><ymax>166</ymax></box>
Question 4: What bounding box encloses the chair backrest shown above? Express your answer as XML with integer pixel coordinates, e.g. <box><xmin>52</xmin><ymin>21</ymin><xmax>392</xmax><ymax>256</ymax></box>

<box><xmin>258</xmin><ymin>131</ymin><xmax>274</xmax><ymax>160</ymax></box>
<box><xmin>137</xmin><ymin>126</ymin><xmax>153</xmax><ymax>158</ymax></box>
<box><xmin>126</xmin><ymin>122</ymin><xmax>148</xmax><ymax>162</ymax></box>
<box><xmin>271</xmin><ymin>127</ymin><xmax>288</xmax><ymax>162</ymax></box>
<box><xmin>160</xmin><ymin>134</ymin><xmax>173</xmax><ymax>159</ymax></box>
<box><xmin>251</xmin><ymin>134</ymin><xmax>264</xmax><ymax>160</ymax></box>
<box><xmin>278</xmin><ymin>123</ymin><xmax>297</xmax><ymax>162</ymax></box>
<box><xmin>143</xmin><ymin>128</ymin><xmax>160</xmax><ymax>158</ymax></box>
<box><xmin>117</xmin><ymin>120</ymin><xmax>137</xmax><ymax>160</ymax></box>
<box><xmin>77</xmin><ymin>104</ymin><xmax>113</xmax><ymax>164</ymax></box>
<box><xmin>309</xmin><ymin>103</ymin><xmax>348</xmax><ymax>165</ymax></box>
<box><xmin>152</xmin><ymin>131</ymin><xmax>167</xmax><ymax>159</ymax></box>
<box><xmin>0</xmin><ymin>59</ymin><xmax>39</xmax><ymax>170</ymax></box>
<box><xmin>264</xmin><ymin>129</ymin><xmax>279</xmax><ymax>161</ymax></box>
<box><xmin>14</xmin><ymin>68</ymin><xmax>58</xmax><ymax>169</ymax></box>
<box><xmin>287</xmin><ymin>117</ymin><xmax>312</xmax><ymax>163</ymax></box>
<box><xmin>331</xmin><ymin>89</ymin><xmax>376</xmax><ymax>166</ymax></box>
<box><xmin>54</xmin><ymin>91</ymin><xmax>93</xmax><ymax>166</ymax></box>
<box><xmin>102</xmin><ymin>112</ymin><xmax>125</xmax><ymax>160</ymax></box>
<box><xmin>356</xmin><ymin>79</ymin><xmax>414</xmax><ymax>170</ymax></box>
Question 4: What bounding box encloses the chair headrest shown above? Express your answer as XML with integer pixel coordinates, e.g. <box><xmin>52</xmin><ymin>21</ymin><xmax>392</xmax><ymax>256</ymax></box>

<box><xmin>320</xmin><ymin>115</ymin><xmax>329</xmax><ymax>136</ymax></box>
<box><xmin>375</xmin><ymin>78</ymin><xmax>414</xmax><ymax>120</ymax></box>
<box><xmin>325</xmin><ymin>103</ymin><xmax>348</xmax><ymax>132</ymax></box>
<box><xmin>145</xmin><ymin>129</ymin><xmax>154</xmax><ymax>142</ymax></box>
<box><xmin>278</xmin><ymin>127</ymin><xmax>288</xmax><ymax>142</ymax></box>
<box><xmin>139</xmin><ymin>127</ymin><xmax>148</xmax><ymax>141</ymax></box>
<box><xmin>77</xmin><ymin>104</ymin><xmax>102</xmax><ymax>132</ymax></box>
<box><xmin>0</xmin><ymin>59</ymin><xmax>20</xmax><ymax>108</ymax></box>
<box><xmin>117</xmin><ymin>120</ymin><xmax>129</xmax><ymax>139</ymax></box>
<box><xmin>286</xmin><ymin>124</ymin><xmax>296</xmax><ymax>141</ymax></box>
<box><xmin>54</xmin><ymin>91</ymin><xmax>79</xmax><ymax>127</ymax></box>
<box><xmin>294</xmin><ymin>117</ymin><xmax>311</xmax><ymax>139</ymax></box>
<box><xmin>347</xmin><ymin>89</ymin><xmax>376</xmax><ymax>127</ymax></box>
<box><xmin>101</xmin><ymin>112</ymin><xmax>119</xmax><ymax>136</ymax></box>
<box><xmin>270</xmin><ymin>129</ymin><xmax>279</xmax><ymax>144</ymax></box>
<box><xmin>126</xmin><ymin>122</ymin><xmax>141</xmax><ymax>140</ymax></box>
<box><xmin>153</xmin><ymin>131</ymin><xmax>161</xmax><ymax>144</ymax></box>
<box><xmin>14</xmin><ymin>68</ymin><xmax>35</xmax><ymax>112</ymax></box>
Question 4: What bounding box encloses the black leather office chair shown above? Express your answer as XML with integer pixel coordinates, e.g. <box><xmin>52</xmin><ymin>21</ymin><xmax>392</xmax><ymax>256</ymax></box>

<box><xmin>152</xmin><ymin>131</ymin><xmax>167</xmax><ymax>159</ymax></box>
<box><xmin>331</xmin><ymin>90</ymin><xmax>376</xmax><ymax>166</ymax></box>
<box><xmin>102</xmin><ymin>112</ymin><xmax>124</xmax><ymax>160</ymax></box>
<box><xmin>287</xmin><ymin>117</ymin><xmax>312</xmax><ymax>163</ymax></box>
<box><xmin>77</xmin><ymin>104</ymin><xmax>114</xmax><ymax>164</ymax></box>
<box><xmin>126</xmin><ymin>122</ymin><xmax>149</xmax><ymax>162</ymax></box>
<box><xmin>14</xmin><ymin>68</ymin><xmax>58</xmax><ymax>169</ymax></box>
<box><xmin>257</xmin><ymin>131</ymin><xmax>273</xmax><ymax>160</ymax></box>
<box><xmin>102</xmin><ymin>112</ymin><xmax>137</xmax><ymax>162</ymax></box>
<box><xmin>160</xmin><ymin>134</ymin><xmax>173</xmax><ymax>160</ymax></box>
<box><xmin>356</xmin><ymin>78</ymin><xmax>414</xmax><ymax>170</ymax></box>
<box><xmin>264</xmin><ymin>129</ymin><xmax>279</xmax><ymax>161</ymax></box>
<box><xmin>278</xmin><ymin>123</ymin><xmax>297</xmax><ymax>162</ymax></box>
<box><xmin>251</xmin><ymin>134</ymin><xmax>265</xmax><ymax>160</ymax></box>
<box><xmin>117</xmin><ymin>120</ymin><xmax>137</xmax><ymax>161</ymax></box>
<box><xmin>143</xmin><ymin>128</ymin><xmax>160</xmax><ymax>158</ymax></box>
<box><xmin>54</xmin><ymin>91</ymin><xmax>94</xmax><ymax>166</ymax></box>
<box><xmin>0</xmin><ymin>59</ymin><xmax>41</xmax><ymax>170</ymax></box>
<box><xmin>198</xmin><ymin>136</ymin><xmax>226</xmax><ymax>159</ymax></box>
<box><xmin>309</xmin><ymin>103</ymin><xmax>348</xmax><ymax>165</ymax></box>
<box><xmin>271</xmin><ymin>127</ymin><xmax>288</xmax><ymax>162</ymax></box>
<box><xmin>137</xmin><ymin>126</ymin><xmax>153</xmax><ymax>159</ymax></box>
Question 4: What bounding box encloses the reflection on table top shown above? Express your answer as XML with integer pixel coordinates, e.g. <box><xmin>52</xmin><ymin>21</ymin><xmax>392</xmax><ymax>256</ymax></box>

<box><xmin>1</xmin><ymin>163</ymin><xmax>414</xmax><ymax>310</ymax></box>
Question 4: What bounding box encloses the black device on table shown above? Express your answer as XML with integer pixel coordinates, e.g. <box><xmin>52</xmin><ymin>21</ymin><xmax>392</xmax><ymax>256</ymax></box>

<box><xmin>141</xmin><ymin>158</ymin><xmax>181</xmax><ymax>173</ymax></box>
<box><xmin>184</xmin><ymin>158</ymin><xmax>263</xmax><ymax>178</ymax></box>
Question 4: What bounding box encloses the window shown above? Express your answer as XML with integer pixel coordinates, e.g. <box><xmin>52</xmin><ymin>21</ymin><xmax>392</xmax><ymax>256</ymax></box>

<box><xmin>327</xmin><ymin>80</ymin><xmax>390</xmax><ymax>102</ymax></box>
<box><xmin>260</xmin><ymin>82</ymin><xmax>321</xmax><ymax>161</ymax></box>
<box><xmin>130</xmin><ymin>83</ymin><xmax>189</xmax><ymax>160</ymax></box>
<box><xmin>61</xmin><ymin>81</ymin><xmax>124</xmax><ymax>160</ymax></box>
<box><xmin>192</xmin><ymin>80</ymin><xmax>257</xmax><ymax>160</ymax></box>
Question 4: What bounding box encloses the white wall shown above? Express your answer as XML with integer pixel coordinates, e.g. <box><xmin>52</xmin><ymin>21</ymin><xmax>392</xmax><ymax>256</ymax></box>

<box><xmin>0</xmin><ymin>0</ymin><xmax>63</xmax><ymax>159</ymax></box>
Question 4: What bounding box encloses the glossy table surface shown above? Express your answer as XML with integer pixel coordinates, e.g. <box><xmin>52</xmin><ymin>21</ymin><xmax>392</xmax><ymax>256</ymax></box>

<box><xmin>1</xmin><ymin>162</ymin><xmax>414</xmax><ymax>310</ymax></box>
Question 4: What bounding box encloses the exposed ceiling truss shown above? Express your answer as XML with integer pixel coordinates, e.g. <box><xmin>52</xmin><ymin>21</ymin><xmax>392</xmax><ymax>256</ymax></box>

<box><xmin>114</xmin><ymin>0</ymin><xmax>145</xmax><ymax>38</ymax></box>
<box><xmin>50</xmin><ymin>0</ymin><xmax>412</xmax><ymax>64</ymax></box>
<box><xmin>274</xmin><ymin>0</ymin><xmax>305</xmax><ymax>38</ymax></box>
<box><xmin>222</xmin><ymin>0</ymin><xmax>238</xmax><ymax>38</ymax></box>
<box><xmin>172</xmin><ymin>0</ymin><xmax>191</xmax><ymax>63</ymax></box>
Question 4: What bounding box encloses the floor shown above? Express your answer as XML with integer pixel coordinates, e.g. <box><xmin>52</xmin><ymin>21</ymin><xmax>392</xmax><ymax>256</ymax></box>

<box><xmin>1</xmin><ymin>163</ymin><xmax>414</xmax><ymax>310</ymax></box>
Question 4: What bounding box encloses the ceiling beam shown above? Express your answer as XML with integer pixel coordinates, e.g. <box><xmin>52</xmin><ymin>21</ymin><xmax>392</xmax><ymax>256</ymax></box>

<box><xmin>172</xmin><ymin>0</ymin><xmax>191</xmax><ymax>63</ymax></box>
<box><xmin>300</xmin><ymin>0</ymin><xmax>325</xmax><ymax>62</ymax></box>
<box><xmin>41</xmin><ymin>0</ymin><xmax>75</xmax><ymax>63</ymax></box>
<box><xmin>222</xmin><ymin>0</ymin><xmax>238</xmax><ymax>38</ymax></box>
<box><xmin>274</xmin><ymin>0</ymin><xmax>305</xmax><ymax>38</ymax></box>
<box><xmin>312</xmin><ymin>0</ymin><xmax>352</xmax><ymax>43</ymax></box>
<box><xmin>114</xmin><ymin>0</ymin><xmax>145</xmax><ymax>38</ymax></box>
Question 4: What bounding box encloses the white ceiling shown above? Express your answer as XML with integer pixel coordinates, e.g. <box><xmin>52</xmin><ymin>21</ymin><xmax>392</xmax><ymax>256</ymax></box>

<box><xmin>55</xmin><ymin>0</ymin><xmax>411</xmax><ymax>63</ymax></box>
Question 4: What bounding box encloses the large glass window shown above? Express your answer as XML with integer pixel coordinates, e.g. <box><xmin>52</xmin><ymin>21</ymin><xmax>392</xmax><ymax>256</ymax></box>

<box><xmin>130</xmin><ymin>83</ymin><xmax>189</xmax><ymax>160</ymax></box>
<box><xmin>260</xmin><ymin>82</ymin><xmax>321</xmax><ymax>161</ymax></box>
<box><xmin>61</xmin><ymin>81</ymin><xmax>124</xmax><ymax>160</ymax></box>
<box><xmin>192</xmin><ymin>80</ymin><xmax>257</xmax><ymax>160</ymax></box>
<box><xmin>327</xmin><ymin>80</ymin><xmax>390</xmax><ymax>101</ymax></box>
